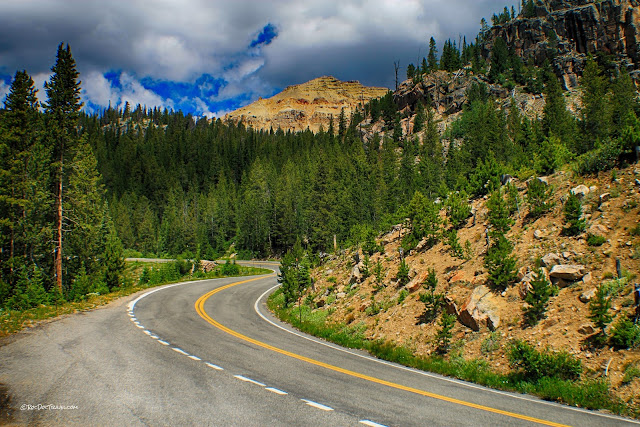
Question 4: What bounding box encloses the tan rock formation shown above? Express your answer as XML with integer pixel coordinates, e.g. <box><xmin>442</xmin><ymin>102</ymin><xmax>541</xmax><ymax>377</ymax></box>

<box><xmin>224</xmin><ymin>76</ymin><xmax>389</xmax><ymax>133</ymax></box>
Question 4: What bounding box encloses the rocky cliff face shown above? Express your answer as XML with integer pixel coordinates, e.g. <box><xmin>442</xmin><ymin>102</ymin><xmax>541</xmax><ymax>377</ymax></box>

<box><xmin>224</xmin><ymin>76</ymin><xmax>389</xmax><ymax>133</ymax></box>
<box><xmin>486</xmin><ymin>0</ymin><xmax>640</xmax><ymax>88</ymax></box>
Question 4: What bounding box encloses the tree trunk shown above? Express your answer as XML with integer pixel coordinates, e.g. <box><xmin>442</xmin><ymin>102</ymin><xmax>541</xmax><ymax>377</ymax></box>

<box><xmin>55</xmin><ymin>158</ymin><xmax>63</xmax><ymax>292</ymax></box>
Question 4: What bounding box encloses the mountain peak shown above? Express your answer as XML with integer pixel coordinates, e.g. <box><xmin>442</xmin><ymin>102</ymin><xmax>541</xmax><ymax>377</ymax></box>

<box><xmin>224</xmin><ymin>76</ymin><xmax>389</xmax><ymax>133</ymax></box>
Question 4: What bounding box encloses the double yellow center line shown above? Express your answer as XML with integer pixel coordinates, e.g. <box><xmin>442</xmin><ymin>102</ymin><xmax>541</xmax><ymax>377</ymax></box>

<box><xmin>195</xmin><ymin>276</ymin><xmax>568</xmax><ymax>427</ymax></box>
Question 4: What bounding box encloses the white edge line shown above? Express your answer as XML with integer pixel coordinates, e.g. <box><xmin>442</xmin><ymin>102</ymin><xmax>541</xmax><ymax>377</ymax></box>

<box><xmin>172</xmin><ymin>347</ymin><xmax>189</xmax><ymax>356</ymax></box>
<box><xmin>254</xmin><ymin>284</ymin><xmax>640</xmax><ymax>424</ymax></box>
<box><xmin>360</xmin><ymin>421</ymin><xmax>387</xmax><ymax>427</ymax></box>
<box><xmin>234</xmin><ymin>375</ymin><xmax>266</xmax><ymax>387</ymax></box>
<box><xmin>205</xmin><ymin>362</ymin><xmax>223</xmax><ymax>370</ymax></box>
<box><xmin>301</xmin><ymin>399</ymin><xmax>333</xmax><ymax>411</ymax></box>
<box><xmin>265</xmin><ymin>387</ymin><xmax>288</xmax><ymax>395</ymax></box>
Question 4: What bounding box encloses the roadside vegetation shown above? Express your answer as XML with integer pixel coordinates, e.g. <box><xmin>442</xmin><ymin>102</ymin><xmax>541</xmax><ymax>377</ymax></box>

<box><xmin>268</xmin><ymin>288</ymin><xmax>635</xmax><ymax>418</ymax></box>
<box><xmin>0</xmin><ymin>259</ymin><xmax>270</xmax><ymax>338</ymax></box>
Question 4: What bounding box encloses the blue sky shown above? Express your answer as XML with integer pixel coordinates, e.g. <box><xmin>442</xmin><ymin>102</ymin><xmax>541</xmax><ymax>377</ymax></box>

<box><xmin>0</xmin><ymin>1</ymin><xmax>514</xmax><ymax>118</ymax></box>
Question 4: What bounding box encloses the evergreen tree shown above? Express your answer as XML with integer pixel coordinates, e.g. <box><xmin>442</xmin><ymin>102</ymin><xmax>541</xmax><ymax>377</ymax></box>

<box><xmin>580</xmin><ymin>58</ymin><xmax>610</xmax><ymax>152</ymax></box>
<box><xmin>589</xmin><ymin>284</ymin><xmax>613</xmax><ymax>345</ymax></box>
<box><xmin>44</xmin><ymin>43</ymin><xmax>83</xmax><ymax>293</ymax></box>
<box><xmin>523</xmin><ymin>268</ymin><xmax>553</xmax><ymax>326</ymax></box>
<box><xmin>427</xmin><ymin>37</ymin><xmax>438</xmax><ymax>72</ymax></box>
<box><xmin>406</xmin><ymin>63</ymin><xmax>416</xmax><ymax>80</ymax></box>
<box><xmin>542</xmin><ymin>73</ymin><xmax>575</xmax><ymax>150</ymax></box>
<box><xmin>419</xmin><ymin>267</ymin><xmax>444</xmax><ymax>322</ymax></box>
<box><xmin>0</xmin><ymin>70</ymin><xmax>41</xmax><ymax>291</ymax></box>
<box><xmin>563</xmin><ymin>192</ymin><xmax>586</xmax><ymax>236</ymax></box>
<box><xmin>103</xmin><ymin>227</ymin><xmax>125</xmax><ymax>290</ymax></box>
<box><xmin>488</xmin><ymin>37</ymin><xmax>510</xmax><ymax>83</ymax></box>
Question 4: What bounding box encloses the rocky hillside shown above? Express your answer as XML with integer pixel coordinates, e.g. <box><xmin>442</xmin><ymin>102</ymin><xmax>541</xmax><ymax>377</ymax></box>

<box><xmin>485</xmin><ymin>0</ymin><xmax>640</xmax><ymax>88</ymax></box>
<box><xmin>305</xmin><ymin>165</ymin><xmax>640</xmax><ymax>407</ymax></box>
<box><xmin>224</xmin><ymin>76</ymin><xmax>389</xmax><ymax>133</ymax></box>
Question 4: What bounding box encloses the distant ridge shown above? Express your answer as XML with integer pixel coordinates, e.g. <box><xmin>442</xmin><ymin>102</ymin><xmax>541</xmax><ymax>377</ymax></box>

<box><xmin>224</xmin><ymin>76</ymin><xmax>389</xmax><ymax>133</ymax></box>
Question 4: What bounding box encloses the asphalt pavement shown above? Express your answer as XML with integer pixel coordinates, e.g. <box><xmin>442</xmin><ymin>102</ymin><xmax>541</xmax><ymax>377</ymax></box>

<box><xmin>1</xmin><ymin>267</ymin><xmax>638</xmax><ymax>426</ymax></box>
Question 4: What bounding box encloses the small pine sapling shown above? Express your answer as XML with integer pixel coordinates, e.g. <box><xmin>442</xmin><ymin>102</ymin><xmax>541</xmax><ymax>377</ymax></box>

<box><xmin>434</xmin><ymin>312</ymin><xmax>456</xmax><ymax>354</ymax></box>
<box><xmin>419</xmin><ymin>268</ymin><xmax>444</xmax><ymax>322</ymax></box>
<box><xmin>447</xmin><ymin>229</ymin><xmax>464</xmax><ymax>259</ymax></box>
<box><xmin>526</xmin><ymin>179</ymin><xmax>555</xmax><ymax>219</ymax></box>
<box><xmin>523</xmin><ymin>268</ymin><xmax>553</xmax><ymax>326</ymax></box>
<box><xmin>588</xmin><ymin>284</ymin><xmax>613</xmax><ymax>345</ymax></box>
<box><xmin>397</xmin><ymin>258</ymin><xmax>410</xmax><ymax>287</ymax></box>
<box><xmin>563</xmin><ymin>192</ymin><xmax>587</xmax><ymax>236</ymax></box>
<box><xmin>373</xmin><ymin>259</ymin><xmax>384</xmax><ymax>289</ymax></box>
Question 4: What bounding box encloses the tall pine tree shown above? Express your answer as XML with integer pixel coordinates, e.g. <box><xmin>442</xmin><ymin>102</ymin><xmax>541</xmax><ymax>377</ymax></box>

<box><xmin>44</xmin><ymin>43</ymin><xmax>83</xmax><ymax>292</ymax></box>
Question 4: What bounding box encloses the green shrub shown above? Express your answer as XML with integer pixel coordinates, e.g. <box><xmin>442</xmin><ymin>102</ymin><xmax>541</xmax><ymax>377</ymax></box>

<box><xmin>574</xmin><ymin>139</ymin><xmax>622</xmax><ymax>175</ymax></box>
<box><xmin>609</xmin><ymin>316</ymin><xmax>640</xmax><ymax>349</ymax></box>
<box><xmin>622</xmin><ymin>363</ymin><xmax>640</xmax><ymax>384</ymax></box>
<box><xmin>397</xmin><ymin>289</ymin><xmax>409</xmax><ymax>304</ymax></box>
<box><xmin>508</xmin><ymin>340</ymin><xmax>582</xmax><ymax>382</ymax></box>
<box><xmin>586</xmin><ymin>233</ymin><xmax>606</xmax><ymax>246</ymax></box>
<box><xmin>220</xmin><ymin>259</ymin><xmax>240</xmax><ymax>276</ymax></box>
<box><xmin>481</xmin><ymin>331</ymin><xmax>502</xmax><ymax>354</ymax></box>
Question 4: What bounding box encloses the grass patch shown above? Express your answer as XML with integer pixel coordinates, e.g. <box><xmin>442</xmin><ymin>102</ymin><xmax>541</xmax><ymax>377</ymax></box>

<box><xmin>268</xmin><ymin>288</ymin><xmax>638</xmax><ymax>418</ymax></box>
<box><xmin>0</xmin><ymin>261</ymin><xmax>271</xmax><ymax>338</ymax></box>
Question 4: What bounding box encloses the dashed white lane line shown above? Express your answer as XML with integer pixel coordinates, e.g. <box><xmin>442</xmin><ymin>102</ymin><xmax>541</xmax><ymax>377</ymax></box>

<box><xmin>143</xmin><ymin>330</ymin><xmax>152</xmax><ymax>336</ymax></box>
<box><xmin>205</xmin><ymin>362</ymin><xmax>224</xmax><ymax>371</ymax></box>
<box><xmin>135</xmin><ymin>324</ymin><xmax>144</xmax><ymax>329</ymax></box>
<box><xmin>360</xmin><ymin>420</ymin><xmax>388</xmax><ymax>427</ymax></box>
<box><xmin>157</xmin><ymin>340</ymin><xmax>170</xmax><ymax>346</ymax></box>
<box><xmin>172</xmin><ymin>347</ymin><xmax>189</xmax><ymax>356</ymax></box>
<box><xmin>234</xmin><ymin>375</ymin><xmax>266</xmax><ymax>387</ymax></box>
<box><xmin>188</xmin><ymin>355</ymin><xmax>201</xmax><ymax>361</ymax></box>
<box><xmin>265</xmin><ymin>387</ymin><xmax>288</xmax><ymax>395</ymax></box>
<box><xmin>301</xmin><ymin>399</ymin><xmax>333</xmax><ymax>411</ymax></box>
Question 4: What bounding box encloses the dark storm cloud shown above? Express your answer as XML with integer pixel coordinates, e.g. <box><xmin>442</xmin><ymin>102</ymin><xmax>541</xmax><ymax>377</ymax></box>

<box><xmin>0</xmin><ymin>1</ymin><xmax>515</xmax><ymax>116</ymax></box>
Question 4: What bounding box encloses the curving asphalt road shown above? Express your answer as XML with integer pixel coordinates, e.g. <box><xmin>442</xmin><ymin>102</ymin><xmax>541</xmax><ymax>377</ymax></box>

<box><xmin>1</xmin><ymin>264</ymin><xmax>639</xmax><ymax>426</ymax></box>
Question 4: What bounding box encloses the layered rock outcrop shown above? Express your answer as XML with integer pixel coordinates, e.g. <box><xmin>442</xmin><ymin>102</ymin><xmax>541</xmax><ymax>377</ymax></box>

<box><xmin>224</xmin><ymin>76</ymin><xmax>389</xmax><ymax>133</ymax></box>
<box><xmin>485</xmin><ymin>0</ymin><xmax>640</xmax><ymax>88</ymax></box>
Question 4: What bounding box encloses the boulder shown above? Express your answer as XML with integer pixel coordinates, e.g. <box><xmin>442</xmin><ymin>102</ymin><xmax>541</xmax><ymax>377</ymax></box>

<box><xmin>599</xmin><ymin>193</ymin><xmax>610</xmax><ymax>203</ymax></box>
<box><xmin>570</xmin><ymin>185</ymin><xmax>590</xmax><ymax>199</ymax></box>
<box><xmin>406</xmin><ymin>270</ymin><xmax>428</xmax><ymax>293</ymax></box>
<box><xmin>579</xmin><ymin>288</ymin><xmax>597</xmax><ymax>303</ymax></box>
<box><xmin>349</xmin><ymin>265</ymin><xmax>362</xmax><ymax>284</ymax></box>
<box><xmin>458</xmin><ymin>285</ymin><xmax>500</xmax><ymax>331</ymax></box>
<box><xmin>536</xmin><ymin>176</ymin><xmax>549</xmax><ymax>186</ymax></box>
<box><xmin>577</xmin><ymin>324</ymin><xmax>595</xmax><ymax>336</ymax></box>
<box><xmin>336</xmin><ymin>292</ymin><xmax>346</xmax><ymax>299</ymax></box>
<box><xmin>533</xmin><ymin>229</ymin><xmax>544</xmax><ymax>240</ymax></box>
<box><xmin>541</xmin><ymin>253</ymin><xmax>563</xmax><ymax>268</ymax></box>
<box><xmin>549</xmin><ymin>264</ymin><xmax>587</xmax><ymax>281</ymax></box>
<box><xmin>587</xmin><ymin>223</ymin><xmax>608</xmax><ymax>238</ymax></box>
<box><xmin>581</xmin><ymin>272</ymin><xmax>593</xmax><ymax>285</ymax></box>
<box><xmin>444</xmin><ymin>296</ymin><xmax>459</xmax><ymax>317</ymax></box>
<box><xmin>448</xmin><ymin>271</ymin><xmax>466</xmax><ymax>286</ymax></box>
